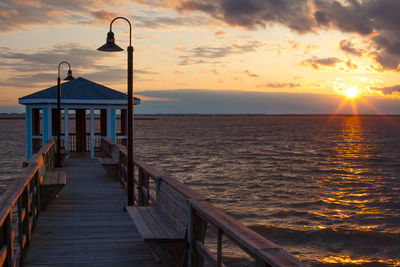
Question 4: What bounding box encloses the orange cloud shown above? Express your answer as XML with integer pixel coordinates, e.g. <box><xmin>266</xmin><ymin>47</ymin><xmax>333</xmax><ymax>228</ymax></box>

<box><xmin>47</xmin><ymin>10</ymin><xmax>63</xmax><ymax>18</ymax></box>
<box><xmin>0</xmin><ymin>9</ymin><xmax>18</xmax><ymax>19</ymax></box>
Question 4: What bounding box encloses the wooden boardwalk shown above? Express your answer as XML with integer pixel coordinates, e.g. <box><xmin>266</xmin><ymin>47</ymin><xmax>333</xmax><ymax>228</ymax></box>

<box><xmin>24</xmin><ymin>154</ymin><xmax>160</xmax><ymax>266</ymax></box>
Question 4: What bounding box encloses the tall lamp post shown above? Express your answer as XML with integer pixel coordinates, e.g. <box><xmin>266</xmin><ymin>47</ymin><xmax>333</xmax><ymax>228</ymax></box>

<box><xmin>98</xmin><ymin>17</ymin><xmax>134</xmax><ymax>206</ymax></box>
<box><xmin>56</xmin><ymin>62</ymin><xmax>75</xmax><ymax>167</ymax></box>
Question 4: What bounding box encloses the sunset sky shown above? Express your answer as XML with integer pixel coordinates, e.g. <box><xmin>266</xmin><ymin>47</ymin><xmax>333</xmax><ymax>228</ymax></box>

<box><xmin>1</xmin><ymin>0</ymin><xmax>400</xmax><ymax>114</ymax></box>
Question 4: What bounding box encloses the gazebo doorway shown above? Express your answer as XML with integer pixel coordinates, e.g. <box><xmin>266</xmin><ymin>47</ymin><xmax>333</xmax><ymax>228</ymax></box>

<box><xmin>76</xmin><ymin>109</ymin><xmax>86</xmax><ymax>152</ymax></box>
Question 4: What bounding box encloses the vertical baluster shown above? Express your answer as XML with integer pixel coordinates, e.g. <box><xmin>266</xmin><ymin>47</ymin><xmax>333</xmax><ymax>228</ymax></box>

<box><xmin>6</xmin><ymin>213</ymin><xmax>14</xmax><ymax>266</ymax></box>
<box><xmin>187</xmin><ymin>204</ymin><xmax>193</xmax><ymax>267</ymax></box>
<box><xmin>35</xmin><ymin>172</ymin><xmax>40</xmax><ymax>220</ymax></box>
<box><xmin>138</xmin><ymin>167</ymin><xmax>144</xmax><ymax>206</ymax></box>
<box><xmin>143</xmin><ymin>172</ymin><xmax>149</xmax><ymax>206</ymax></box>
<box><xmin>17</xmin><ymin>198</ymin><xmax>23</xmax><ymax>265</ymax></box>
<box><xmin>217</xmin><ymin>228</ymin><xmax>223</xmax><ymax>267</ymax></box>
<box><xmin>23</xmin><ymin>187</ymin><xmax>30</xmax><ymax>248</ymax></box>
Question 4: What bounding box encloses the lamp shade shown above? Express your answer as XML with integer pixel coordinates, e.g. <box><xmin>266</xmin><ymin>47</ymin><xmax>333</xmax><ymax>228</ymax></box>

<box><xmin>63</xmin><ymin>69</ymin><xmax>75</xmax><ymax>81</ymax></box>
<box><xmin>97</xmin><ymin>31</ymin><xmax>123</xmax><ymax>52</ymax></box>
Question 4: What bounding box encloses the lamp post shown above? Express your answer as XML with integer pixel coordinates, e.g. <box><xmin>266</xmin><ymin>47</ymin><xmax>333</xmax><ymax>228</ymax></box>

<box><xmin>56</xmin><ymin>62</ymin><xmax>75</xmax><ymax>167</ymax></box>
<box><xmin>98</xmin><ymin>17</ymin><xmax>134</xmax><ymax>206</ymax></box>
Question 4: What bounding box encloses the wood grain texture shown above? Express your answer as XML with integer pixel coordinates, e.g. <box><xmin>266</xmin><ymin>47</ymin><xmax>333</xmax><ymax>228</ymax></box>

<box><xmin>24</xmin><ymin>153</ymin><xmax>160</xmax><ymax>266</ymax></box>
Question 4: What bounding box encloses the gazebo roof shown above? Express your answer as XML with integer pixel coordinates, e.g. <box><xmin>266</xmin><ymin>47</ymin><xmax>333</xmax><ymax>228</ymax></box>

<box><xmin>19</xmin><ymin>77</ymin><xmax>140</xmax><ymax>105</ymax></box>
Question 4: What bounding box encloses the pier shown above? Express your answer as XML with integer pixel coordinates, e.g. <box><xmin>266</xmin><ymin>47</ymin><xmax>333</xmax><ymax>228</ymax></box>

<box><xmin>0</xmin><ymin>139</ymin><xmax>304</xmax><ymax>266</ymax></box>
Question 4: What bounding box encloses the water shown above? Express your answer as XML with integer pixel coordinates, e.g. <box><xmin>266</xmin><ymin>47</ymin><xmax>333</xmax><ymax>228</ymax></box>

<box><xmin>1</xmin><ymin>115</ymin><xmax>400</xmax><ymax>266</ymax></box>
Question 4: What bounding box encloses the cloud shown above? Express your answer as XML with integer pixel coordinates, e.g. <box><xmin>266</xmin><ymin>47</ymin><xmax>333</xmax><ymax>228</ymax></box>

<box><xmin>346</xmin><ymin>60</ymin><xmax>357</xmax><ymax>70</ymax></box>
<box><xmin>214</xmin><ymin>30</ymin><xmax>226</xmax><ymax>38</ymax></box>
<box><xmin>257</xmin><ymin>82</ymin><xmax>300</xmax><ymax>89</ymax></box>
<box><xmin>176</xmin><ymin>0</ymin><xmax>315</xmax><ymax>32</ymax></box>
<box><xmin>91</xmin><ymin>9</ymin><xmax>119</xmax><ymax>24</ymax></box>
<box><xmin>301</xmin><ymin>57</ymin><xmax>342</xmax><ymax>69</ymax></box>
<box><xmin>160</xmin><ymin>0</ymin><xmax>400</xmax><ymax>71</ymax></box>
<box><xmin>178</xmin><ymin>40</ymin><xmax>264</xmax><ymax>65</ymax></box>
<box><xmin>371</xmin><ymin>85</ymin><xmax>400</xmax><ymax>95</ymax></box>
<box><xmin>340</xmin><ymin>40</ymin><xmax>364</xmax><ymax>56</ymax></box>
<box><xmin>312</xmin><ymin>0</ymin><xmax>400</xmax><ymax>71</ymax></box>
<box><xmin>134</xmin><ymin>13</ymin><xmax>209</xmax><ymax>29</ymax></box>
<box><xmin>244</xmin><ymin>70</ymin><xmax>258</xmax><ymax>78</ymax></box>
<box><xmin>0</xmin><ymin>43</ymin><xmax>155</xmax><ymax>87</ymax></box>
<box><xmin>372</xmin><ymin>35</ymin><xmax>400</xmax><ymax>70</ymax></box>
<box><xmin>2</xmin><ymin>0</ymin><xmax>400</xmax><ymax>71</ymax></box>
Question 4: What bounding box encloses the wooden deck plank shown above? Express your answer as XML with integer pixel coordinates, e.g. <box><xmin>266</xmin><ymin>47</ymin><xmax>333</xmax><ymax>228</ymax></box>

<box><xmin>24</xmin><ymin>154</ymin><xmax>160</xmax><ymax>266</ymax></box>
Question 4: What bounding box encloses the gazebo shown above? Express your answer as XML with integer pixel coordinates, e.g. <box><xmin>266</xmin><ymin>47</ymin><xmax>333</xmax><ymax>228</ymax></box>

<box><xmin>19</xmin><ymin>77</ymin><xmax>140</xmax><ymax>160</ymax></box>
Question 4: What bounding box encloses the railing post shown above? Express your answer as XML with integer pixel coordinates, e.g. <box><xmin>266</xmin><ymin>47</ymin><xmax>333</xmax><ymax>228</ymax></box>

<box><xmin>138</xmin><ymin>168</ymin><xmax>144</xmax><ymax>206</ymax></box>
<box><xmin>187</xmin><ymin>203</ymin><xmax>193</xmax><ymax>267</ymax></box>
<box><xmin>188</xmin><ymin>203</ymin><xmax>208</xmax><ymax>267</ymax></box>
<box><xmin>217</xmin><ymin>228</ymin><xmax>223</xmax><ymax>267</ymax></box>
<box><xmin>6</xmin><ymin>213</ymin><xmax>14</xmax><ymax>266</ymax></box>
<box><xmin>17</xmin><ymin>198</ymin><xmax>24</xmax><ymax>265</ymax></box>
<box><xmin>143</xmin><ymin>172</ymin><xmax>149</xmax><ymax>206</ymax></box>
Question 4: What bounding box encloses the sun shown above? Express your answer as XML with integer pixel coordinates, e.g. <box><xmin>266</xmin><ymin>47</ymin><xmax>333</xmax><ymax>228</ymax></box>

<box><xmin>344</xmin><ymin>87</ymin><xmax>359</xmax><ymax>98</ymax></box>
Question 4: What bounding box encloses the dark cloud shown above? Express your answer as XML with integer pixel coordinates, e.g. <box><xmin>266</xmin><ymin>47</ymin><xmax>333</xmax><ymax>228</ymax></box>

<box><xmin>371</xmin><ymin>85</ymin><xmax>400</xmax><ymax>95</ymax></box>
<box><xmin>0</xmin><ymin>43</ymin><xmax>155</xmax><ymax>88</ymax></box>
<box><xmin>313</xmin><ymin>0</ymin><xmax>400</xmax><ymax>71</ymax></box>
<box><xmin>134</xmin><ymin>14</ymin><xmax>207</xmax><ymax>29</ymax></box>
<box><xmin>372</xmin><ymin>35</ymin><xmax>400</xmax><ymax>70</ymax></box>
<box><xmin>340</xmin><ymin>40</ymin><xmax>364</xmax><ymax>56</ymax></box>
<box><xmin>167</xmin><ymin>0</ymin><xmax>400</xmax><ymax>71</ymax></box>
<box><xmin>0</xmin><ymin>44</ymin><xmax>100</xmax><ymax>69</ymax></box>
<box><xmin>301</xmin><ymin>57</ymin><xmax>341</xmax><ymax>69</ymax></box>
<box><xmin>0</xmin><ymin>0</ymin><xmax>96</xmax><ymax>32</ymax></box>
<box><xmin>177</xmin><ymin>0</ymin><xmax>315</xmax><ymax>32</ymax></box>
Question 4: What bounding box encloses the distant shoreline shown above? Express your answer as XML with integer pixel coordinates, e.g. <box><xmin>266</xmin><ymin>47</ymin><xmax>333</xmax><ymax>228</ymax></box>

<box><xmin>1</xmin><ymin>113</ymin><xmax>400</xmax><ymax>120</ymax></box>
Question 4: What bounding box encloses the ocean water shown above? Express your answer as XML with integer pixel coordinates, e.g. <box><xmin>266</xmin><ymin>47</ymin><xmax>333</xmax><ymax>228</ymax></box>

<box><xmin>1</xmin><ymin>116</ymin><xmax>400</xmax><ymax>266</ymax></box>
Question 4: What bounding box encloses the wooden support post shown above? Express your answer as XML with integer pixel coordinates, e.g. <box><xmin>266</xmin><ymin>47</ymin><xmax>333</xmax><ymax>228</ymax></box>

<box><xmin>138</xmin><ymin>168</ymin><xmax>144</xmax><ymax>206</ymax></box>
<box><xmin>6</xmin><ymin>213</ymin><xmax>14</xmax><ymax>266</ymax></box>
<box><xmin>90</xmin><ymin>108</ymin><xmax>95</xmax><ymax>159</ymax></box>
<box><xmin>35</xmin><ymin>172</ymin><xmax>40</xmax><ymax>222</ymax></box>
<box><xmin>217</xmin><ymin>228</ymin><xmax>223</xmax><ymax>267</ymax></box>
<box><xmin>188</xmin><ymin>204</ymin><xmax>208</xmax><ymax>267</ymax></box>
<box><xmin>120</xmin><ymin>109</ymin><xmax>127</xmax><ymax>146</ymax></box>
<box><xmin>23</xmin><ymin>186</ymin><xmax>30</xmax><ymax>248</ymax></box>
<box><xmin>25</xmin><ymin>107</ymin><xmax>32</xmax><ymax>160</ymax></box>
<box><xmin>143</xmin><ymin>172</ymin><xmax>149</xmax><ymax>206</ymax></box>
<box><xmin>64</xmin><ymin>107</ymin><xmax>69</xmax><ymax>153</ymax></box>
<box><xmin>52</xmin><ymin>108</ymin><xmax>58</xmax><ymax>137</ymax></box>
<box><xmin>17</xmin><ymin>198</ymin><xmax>24</xmax><ymax>265</ymax></box>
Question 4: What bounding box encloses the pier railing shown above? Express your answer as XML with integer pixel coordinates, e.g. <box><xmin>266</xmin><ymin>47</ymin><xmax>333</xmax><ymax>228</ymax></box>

<box><xmin>0</xmin><ymin>140</ymin><xmax>56</xmax><ymax>266</ymax></box>
<box><xmin>101</xmin><ymin>138</ymin><xmax>304</xmax><ymax>267</ymax></box>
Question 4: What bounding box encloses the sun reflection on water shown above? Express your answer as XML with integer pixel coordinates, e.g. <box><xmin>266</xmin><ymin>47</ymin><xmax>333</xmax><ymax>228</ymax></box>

<box><xmin>317</xmin><ymin>116</ymin><xmax>381</xmax><ymax>229</ymax></box>
<box><xmin>319</xmin><ymin>255</ymin><xmax>400</xmax><ymax>265</ymax></box>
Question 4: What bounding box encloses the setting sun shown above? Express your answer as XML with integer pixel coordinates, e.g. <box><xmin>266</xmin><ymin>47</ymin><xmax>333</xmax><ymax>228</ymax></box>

<box><xmin>345</xmin><ymin>87</ymin><xmax>359</xmax><ymax>98</ymax></box>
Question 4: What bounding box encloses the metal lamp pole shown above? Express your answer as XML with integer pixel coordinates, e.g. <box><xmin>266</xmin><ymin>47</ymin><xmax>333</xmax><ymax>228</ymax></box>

<box><xmin>98</xmin><ymin>17</ymin><xmax>134</xmax><ymax>206</ymax></box>
<box><xmin>56</xmin><ymin>62</ymin><xmax>74</xmax><ymax>167</ymax></box>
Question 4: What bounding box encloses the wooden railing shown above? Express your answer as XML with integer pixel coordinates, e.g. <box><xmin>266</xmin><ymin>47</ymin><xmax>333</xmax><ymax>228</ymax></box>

<box><xmin>0</xmin><ymin>140</ymin><xmax>56</xmax><ymax>266</ymax></box>
<box><xmin>101</xmin><ymin>138</ymin><xmax>304</xmax><ymax>267</ymax></box>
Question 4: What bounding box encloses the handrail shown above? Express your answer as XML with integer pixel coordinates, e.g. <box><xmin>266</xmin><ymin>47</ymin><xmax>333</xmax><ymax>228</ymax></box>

<box><xmin>101</xmin><ymin>138</ymin><xmax>304</xmax><ymax>266</ymax></box>
<box><xmin>0</xmin><ymin>139</ymin><xmax>56</xmax><ymax>266</ymax></box>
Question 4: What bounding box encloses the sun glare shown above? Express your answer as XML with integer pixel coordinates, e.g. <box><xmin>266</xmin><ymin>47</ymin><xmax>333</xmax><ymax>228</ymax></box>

<box><xmin>344</xmin><ymin>87</ymin><xmax>359</xmax><ymax>98</ymax></box>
